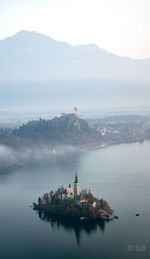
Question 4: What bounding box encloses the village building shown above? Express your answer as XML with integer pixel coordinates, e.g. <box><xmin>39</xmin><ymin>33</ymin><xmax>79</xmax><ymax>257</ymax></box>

<box><xmin>62</xmin><ymin>184</ymin><xmax>74</xmax><ymax>199</ymax></box>
<box><xmin>79</xmin><ymin>196</ymin><xmax>86</xmax><ymax>203</ymax></box>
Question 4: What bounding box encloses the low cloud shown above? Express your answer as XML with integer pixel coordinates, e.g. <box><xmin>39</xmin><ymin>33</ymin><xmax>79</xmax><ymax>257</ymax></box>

<box><xmin>0</xmin><ymin>145</ymin><xmax>81</xmax><ymax>170</ymax></box>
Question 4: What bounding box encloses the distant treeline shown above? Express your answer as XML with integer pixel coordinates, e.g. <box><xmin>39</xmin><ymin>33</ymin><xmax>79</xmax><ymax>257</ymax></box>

<box><xmin>0</xmin><ymin>114</ymin><xmax>101</xmax><ymax>149</ymax></box>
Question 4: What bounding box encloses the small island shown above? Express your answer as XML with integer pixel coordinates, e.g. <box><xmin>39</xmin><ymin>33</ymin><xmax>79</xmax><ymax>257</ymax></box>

<box><xmin>33</xmin><ymin>173</ymin><xmax>114</xmax><ymax>221</ymax></box>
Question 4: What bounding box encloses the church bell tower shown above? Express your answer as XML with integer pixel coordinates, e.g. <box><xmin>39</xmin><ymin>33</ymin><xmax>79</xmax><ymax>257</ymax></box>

<box><xmin>74</xmin><ymin>172</ymin><xmax>80</xmax><ymax>197</ymax></box>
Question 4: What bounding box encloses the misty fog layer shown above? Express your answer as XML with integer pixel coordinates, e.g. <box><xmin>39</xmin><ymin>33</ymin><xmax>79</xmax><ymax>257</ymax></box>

<box><xmin>0</xmin><ymin>145</ymin><xmax>81</xmax><ymax>170</ymax></box>
<box><xmin>1</xmin><ymin>80</ymin><xmax>150</xmax><ymax>112</ymax></box>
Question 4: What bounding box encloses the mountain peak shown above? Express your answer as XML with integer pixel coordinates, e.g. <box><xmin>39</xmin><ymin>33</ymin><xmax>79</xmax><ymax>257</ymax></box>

<box><xmin>11</xmin><ymin>30</ymin><xmax>53</xmax><ymax>41</ymax></box>
<box><xmin>2</xmin><ymin>30</ymin><xmax>73</xmax><ymax>51</ymax></box>
<box><xmin>76</xmin><ymin>43</ymin><xmax>107</xmax><ymax>54</ymax></box>
<box><xmin>14</xmin><ymin>30</ymin><xmax>31</xmax><ymax>35</ymax></box>
<box><xmin>0</xmin><ymin>30</ymin><xmax>149</xmax><ymax>82</ymax></box>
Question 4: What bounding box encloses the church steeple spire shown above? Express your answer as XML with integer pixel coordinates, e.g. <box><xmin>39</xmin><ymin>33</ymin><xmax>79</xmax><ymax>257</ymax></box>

<box><xmin>74</xmin><ymin>172</ymin><xmax>80</xmax><ymax>197</ymax></box>
<box><xmin>74</xmin><ymin>172</ymin><xmax>79</xmax><ymax>184</ymax></box>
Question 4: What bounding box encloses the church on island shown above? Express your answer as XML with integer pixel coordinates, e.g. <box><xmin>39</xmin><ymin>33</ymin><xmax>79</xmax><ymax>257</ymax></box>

<box><xmin>34</xmin><ymin>172</ymin><xmax>114</xmax><ymax>220</ymax></box>
<box><xmin>61</xmin><ymin>173</ymin><xmax>86</xmax><ymax>203</ymax></box>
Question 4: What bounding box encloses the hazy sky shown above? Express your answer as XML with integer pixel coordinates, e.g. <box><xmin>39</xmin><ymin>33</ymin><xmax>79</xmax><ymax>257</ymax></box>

<box><xmin>0</xmin><ymin>0</ymin><xmax>150</xmax><ymax>59</ymax></box>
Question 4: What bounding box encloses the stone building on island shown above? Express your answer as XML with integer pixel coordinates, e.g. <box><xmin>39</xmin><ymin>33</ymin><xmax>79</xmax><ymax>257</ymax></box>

<box><xmin>61</xmin><ymin>173</ymin><xmax>97</xmax><ymax>208</ymax></box>
<box><xmin>62</xmin><ymin>172</ymin><xmax>80</xmax><ymax>200</ymax></box>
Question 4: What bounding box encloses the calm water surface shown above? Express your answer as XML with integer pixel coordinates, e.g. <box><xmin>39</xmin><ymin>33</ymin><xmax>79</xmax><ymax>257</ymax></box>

<box><xmin>0</xmin><ymin>141</ymin><xmax>150</xmax><ymax>259</ymax></box>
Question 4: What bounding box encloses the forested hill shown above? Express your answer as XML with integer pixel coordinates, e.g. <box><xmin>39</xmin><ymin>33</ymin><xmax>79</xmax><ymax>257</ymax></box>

<box><xmin>12</xmin><ymin>114</ymin><xmax>101</xmax><ymax>147</ymax></box>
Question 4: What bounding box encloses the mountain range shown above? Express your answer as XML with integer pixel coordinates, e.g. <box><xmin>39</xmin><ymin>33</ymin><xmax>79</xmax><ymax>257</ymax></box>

<box><xmin>0</xmin><ymin>30</ymin><xmax>150</xmax><ymax>82</ymax></box>
<box><xmin>0</xmin><ymin>30</ymin><xmax>150</xmax><ymax>111</ymax></box>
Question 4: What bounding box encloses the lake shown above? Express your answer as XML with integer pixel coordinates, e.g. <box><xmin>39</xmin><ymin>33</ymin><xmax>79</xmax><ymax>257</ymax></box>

<box><xmin>0</xmin><ymin>141</ymin><xmax>150</xmax><ymax>259</ymax></box>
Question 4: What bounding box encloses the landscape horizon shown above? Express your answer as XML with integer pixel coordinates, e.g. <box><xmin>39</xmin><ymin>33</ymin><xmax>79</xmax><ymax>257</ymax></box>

<box><xmin>1</xmin><ymin>1</ymin><xmax>150</xmax><ymax>258</ymax></box>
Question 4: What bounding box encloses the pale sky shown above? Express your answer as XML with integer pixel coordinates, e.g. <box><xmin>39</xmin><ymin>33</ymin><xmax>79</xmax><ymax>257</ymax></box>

<box><xmin>0</xmin><ymin>0</ymin><xmax>150</xmax><ymax>59</ymax></box>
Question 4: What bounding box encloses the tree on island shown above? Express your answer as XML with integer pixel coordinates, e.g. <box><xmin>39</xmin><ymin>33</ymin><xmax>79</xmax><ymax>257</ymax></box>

<box><xmin>34</xmin><ymin>185</ymin><xmax>114</xmax><ymax>220</ymax></box>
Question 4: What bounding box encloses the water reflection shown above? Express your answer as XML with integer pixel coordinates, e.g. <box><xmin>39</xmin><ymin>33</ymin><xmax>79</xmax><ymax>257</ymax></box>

<box><xmin>37</xmin><ymin>210</ymin><xmax>108</xmax><ymax>245</ymax></box>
